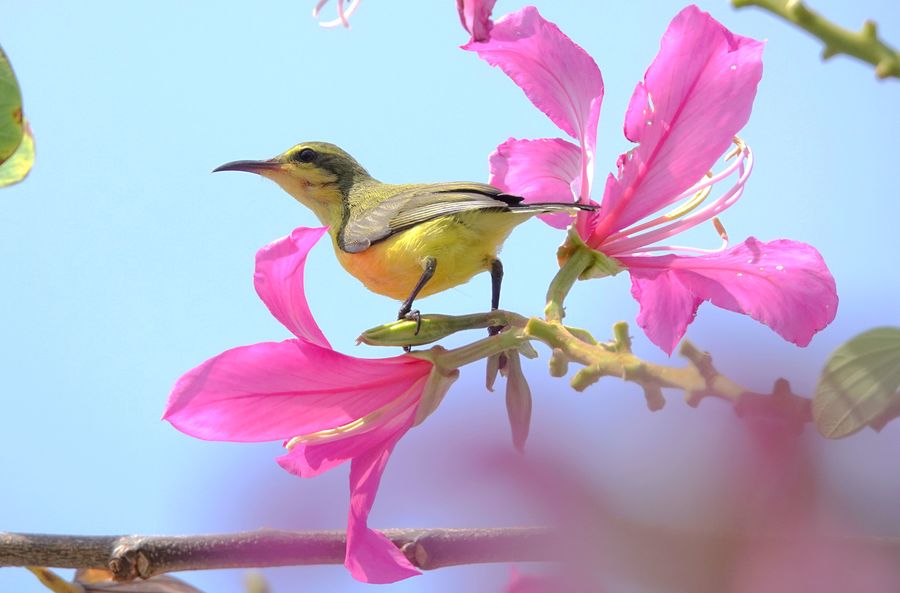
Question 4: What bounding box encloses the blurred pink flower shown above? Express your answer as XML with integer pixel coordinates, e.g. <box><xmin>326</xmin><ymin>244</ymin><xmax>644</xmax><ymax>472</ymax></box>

<box><xmin>505</xmin><ymin>567</ymin><xmax>572</xmax><ymax>593</ymax></box>
<box><xmin>462</xmin><ymin>3</ymin><xmax>837</xmax><ymax>354</ymax></box>
<box><xmin>164</xmin><ymin>226</ymin><xmax>434</xmax><ymax>584</ymax></box>
<box><xmin>312</xmin><ymin>0</ymin><xmax>360</xmax><ymax>28</ymax></box>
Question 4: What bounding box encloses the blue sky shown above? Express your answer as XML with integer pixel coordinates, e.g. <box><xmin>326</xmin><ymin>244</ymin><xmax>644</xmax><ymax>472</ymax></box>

<box><xmin>1</xmin><ymin>1</ymin><xmax>898</xmax><ymax>592</ymax></box>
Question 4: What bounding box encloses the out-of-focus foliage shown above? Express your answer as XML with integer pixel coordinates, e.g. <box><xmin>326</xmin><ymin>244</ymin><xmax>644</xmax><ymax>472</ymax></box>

<box><xmin>28</xmin><ymin>567</ymin><xmax>206</xmax><ymax>593</ymax></box>
<box><xmin>0</xmin><ymin>44</ymin><xmax>32</xmax><ymax>186</ymax></box>
<box><xmin>243</xmin><ymin>572</ymin><xmax>270</xmax><ymax>593</ymax></box>
<box><xmin>0</xmin><ymin>44</ymin><xmax>23</xmax><ymax>161</ymax></box>
<box><xmin>0</xmin><ymin>120</ymin><xmax>33</xmax><ymax>187</ymax></box>
<box><xmin>813</xmin><ymin>327</ymin><xmax>900</xmax><ymax>438</ymax></box>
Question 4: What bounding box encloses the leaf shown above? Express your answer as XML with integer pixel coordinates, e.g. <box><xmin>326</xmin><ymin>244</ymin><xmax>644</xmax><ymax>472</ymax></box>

<box><xmin>243</xmin><ymin>572</ymin><xmax>271</xmax><ymax>593</ymax></box>
<box><xmin>26</xmin><ymin>567</ymin><xmax>86</xmax><ymax>593</ymax></box>
<box><xmin>813</xmin><ymin>327</ymin><xmax>900</xmax><ymax>438</ymax></box>
<box><xmin>0</xmin><ymin>44</ymin><xmax>24</xmax><ymax>163</ymax></box>
<box><xmin>74</xmin><ymin>569</ymin><xmax>206</xmax><ymax>593</ymax></box>
<box><xmin>0</xmin><ymin>119</ymin><xmax>33</xmax><ymax>187</ymax></box>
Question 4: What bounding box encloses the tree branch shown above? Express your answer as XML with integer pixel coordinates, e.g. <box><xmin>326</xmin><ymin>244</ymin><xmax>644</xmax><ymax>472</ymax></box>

<box><xmin>732</xmin><ymin>0</ymin><xmax>900</xmax><ymax>79</ymax></box>
<box><xmin>6</xmin><ymin>525</ymin><xmax>900</xmax><ymax>587</ymax></box>
<box><xmin>0</xmin><ymin>528</ymin><xmax>552</xmax><ymax>580</ymax></box>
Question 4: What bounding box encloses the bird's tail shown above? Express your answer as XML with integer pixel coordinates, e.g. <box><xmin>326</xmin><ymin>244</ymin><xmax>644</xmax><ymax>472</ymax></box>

<box><xmin>509</xmin><ymin>202</ymin><xmax>599</xmax><ymax>214</ymax></box>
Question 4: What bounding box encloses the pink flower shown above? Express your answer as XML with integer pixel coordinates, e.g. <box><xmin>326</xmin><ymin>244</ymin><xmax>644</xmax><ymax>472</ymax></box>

<box><xmin>457</xmin><ymin>0</ymin><xmax>497</xmax><ymax>42</ymax></box>
<box><xmin>164</xmin><ymin>226</ymin><xmax>443</xmax><ymax>584</ymax></box>
<box><xmin>312</xmin><ymin>0</ymin><xmax>360</xmax><ymax>28</ymax></box>
<box><xmin>461</xmin><ymin>3</ymin><xmax>838</xmax><ymax>354</ymax></box>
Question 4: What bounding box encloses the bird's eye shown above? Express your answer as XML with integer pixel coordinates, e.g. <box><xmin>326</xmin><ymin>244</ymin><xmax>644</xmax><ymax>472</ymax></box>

<box><xmin>295</xmin><ymin>148</ymin><xmax>318</xmax><ymax>163</ymax></box>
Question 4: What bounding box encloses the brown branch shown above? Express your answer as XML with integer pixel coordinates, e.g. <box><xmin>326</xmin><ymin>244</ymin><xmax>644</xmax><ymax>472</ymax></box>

<box><xmin>0</xmin><ymin>528</ymin><xmax>553</xmax><ymax>581</ymax></box>
<box><xmin>5</xmin><ymin>525</ymin><xmax>900</xmax><ymax>587</ymax></box>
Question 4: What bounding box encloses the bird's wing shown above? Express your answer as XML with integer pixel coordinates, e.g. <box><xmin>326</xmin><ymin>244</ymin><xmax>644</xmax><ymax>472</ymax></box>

<box><xmin>339</xmin><ymin>182</ymin><xmax>523</xmax><ymax>253</ymax></box>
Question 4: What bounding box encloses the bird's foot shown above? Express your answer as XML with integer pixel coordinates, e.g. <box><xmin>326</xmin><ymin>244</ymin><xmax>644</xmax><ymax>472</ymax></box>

<box><xmin>403</xmin><ymin>309</ymin><xmax>423</xmax><ymax>335</ymax></box>
<box><xmin>488</xmin><ymin>324</ymin><xmax>507</xmax><ymax>337</ymax></box>
<box><xmin>397</xmin><ymin>309</ymin><xmax>422</xmax><ymax>352</ymax></box>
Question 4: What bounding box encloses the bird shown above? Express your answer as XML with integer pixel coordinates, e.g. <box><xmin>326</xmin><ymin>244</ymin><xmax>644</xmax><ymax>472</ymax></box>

<box><xmin>214</xmin><ymin>141</ymin><xmax>596</xmax><ymax>333</ymax></box>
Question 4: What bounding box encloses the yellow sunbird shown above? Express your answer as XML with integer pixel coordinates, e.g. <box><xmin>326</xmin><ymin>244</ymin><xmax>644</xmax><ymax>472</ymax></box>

<box><xmin>215</xmin><ymin>142</ymin><xmax>595</xmax><ymax>328</ymax></box>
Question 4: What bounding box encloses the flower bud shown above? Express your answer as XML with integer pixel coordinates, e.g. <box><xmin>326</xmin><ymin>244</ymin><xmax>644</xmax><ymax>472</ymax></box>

<box><xmin>505</xmin><ymin>351</ymin><xmax>532</xmax><ymax>453</ymax></box>
<box><xmin>359</xmin><ymin>313</ymin><xmax>506</xmax><ymax>347</ymax></box>
<box><xmin>358</xmin><ymin>315</ymin><xmax>464</xmax><ymax>347</ymax></box>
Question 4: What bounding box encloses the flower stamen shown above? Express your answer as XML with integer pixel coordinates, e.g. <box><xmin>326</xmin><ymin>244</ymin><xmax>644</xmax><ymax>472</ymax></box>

<box><xmin>313</xmin><ymin>0</ymin><xmax>361</xmax><ymax>28</ymax></box>
<box><xmin>600</xmin><ymin>137</ymin><xmax>751</xmax><ymax>256</ymax></box>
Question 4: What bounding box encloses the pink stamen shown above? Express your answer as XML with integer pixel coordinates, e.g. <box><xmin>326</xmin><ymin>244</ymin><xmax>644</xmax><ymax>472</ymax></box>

<box><xmin>312</xmin><ymin>0</ymin><xmax>329</xmax><ymax>18</ymax></box>
<box><xmin>315</xmin><ymin>0</ymin><xmax>361</xmax><ymax>28</ymax></box>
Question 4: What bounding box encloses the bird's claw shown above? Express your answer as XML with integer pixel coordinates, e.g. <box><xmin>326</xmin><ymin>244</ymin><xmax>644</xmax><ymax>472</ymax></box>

<box><xmin>404</xmin><ymin>310</ymin><xmax>423</xmax><ymax>335</ymax></box>
<box><xmin>488</xmin><ymin>323</ymin><xmax>508</xmax><ymax>337</ymax></box>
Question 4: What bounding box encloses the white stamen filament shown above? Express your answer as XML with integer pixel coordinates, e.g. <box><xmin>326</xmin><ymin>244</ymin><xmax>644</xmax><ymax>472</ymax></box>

<box><xmin>602</xmin><ymin>138</ymin><xmax>752</xmax><ymax>256</ymax></box>
<box><xmin>603</xmin><ymin>138</ymin><xmax>748</xmax><ymax>243</ymax></box>
<box><xmin>285</xmin><ymin>389</ymin><xmax>414</xmax><ymax>449</ymax></box>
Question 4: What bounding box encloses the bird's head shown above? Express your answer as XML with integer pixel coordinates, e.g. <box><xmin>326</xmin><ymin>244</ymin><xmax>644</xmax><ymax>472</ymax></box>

<box><xmin>214</xmin><ymin>141</ymin><xmax>370</xmax><ymax>225</ymax></box>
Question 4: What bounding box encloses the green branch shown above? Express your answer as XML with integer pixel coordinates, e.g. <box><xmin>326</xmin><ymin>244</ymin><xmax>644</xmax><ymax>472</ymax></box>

<box><xmin>364</xmin><ymin>312</ymin><xmax>811</xmax><ymax>427</ymax></box>
<box><xmin>733</xmin><ymin>0</ymin><xmax>900</xmax><ymax>79</ymax></box>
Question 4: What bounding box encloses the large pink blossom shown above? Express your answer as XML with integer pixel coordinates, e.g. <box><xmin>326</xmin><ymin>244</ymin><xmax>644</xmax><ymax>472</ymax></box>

<box><xmin>461</xmin><ymin>2</ymin><xmax>837</xmax><ymax>354</ymax></box>
<box><xmin>164</xmin><ymin>226</ymin><xmax>436</xmax><ymax>583</ymax></box>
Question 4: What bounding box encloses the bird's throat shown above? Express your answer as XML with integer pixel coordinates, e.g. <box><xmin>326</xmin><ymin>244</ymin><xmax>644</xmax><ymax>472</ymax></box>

<box><xmin>272</xmin><ymin>175</ymin><xmax>345</xmax><ymax>228</ymax></box>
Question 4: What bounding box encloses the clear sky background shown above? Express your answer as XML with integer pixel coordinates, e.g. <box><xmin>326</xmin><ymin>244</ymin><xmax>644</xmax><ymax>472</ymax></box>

<box><xmin>2</xmin><ymin>1</ymin><xmax>899</xmax><ymax>592</ymax></box>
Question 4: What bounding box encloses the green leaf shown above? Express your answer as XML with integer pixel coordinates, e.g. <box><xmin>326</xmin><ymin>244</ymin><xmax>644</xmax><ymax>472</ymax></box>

<box><xmin>813</xmin><ymin>327</ymin><xmax>900</xmax><ymax>438</ymax></box>
<box><xmin>0</xmin><ymin>44</ymin><xmax>24</xmax><ymax>163</ymax></box>
<box><xmin>0</xmin><ymin>119</ymin><xmax>33</xmax><ymax>187</ymax></box>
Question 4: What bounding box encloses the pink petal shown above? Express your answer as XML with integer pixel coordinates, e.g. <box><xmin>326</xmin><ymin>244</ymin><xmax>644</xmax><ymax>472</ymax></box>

<box><xmin>489</xmin><ymin>137</ymin><xmax>583</xmax><ymax>229</ymax></box>
<box><xmin>620</xmin><ymin>238</ymin><xmax>838</xmax><ymax>354</ymax></box>
<box><xmin>345</xmin><ymin>426</ymin><xmax>420</xmax><ymax>583</ymax></box>
<box><xmin>164</xmin><ymin>339</ymin><xmax>431</xmax><ymax>442</ymax></box>
<box><xmin>276</xmin><ymin>377</ymin><xmax>424</xmax><ymax>478</ymax></box>
<box><xmin>254</xmin><ymin>226</ymin><xmax>331</xmax><ymax>349</ymax></box>
<box><xmin>591</xmin><ymin>6</ymin><xmax>764</xmax><ymax>242</ymax></box>
<box><xmin>456</xmin><ymin>0</ymin><xmax>496</xmax><ymax>42</ymax></box>
<box><xmin>277</xmin><ymin>393</ymin><xmax>423</xmax><ymax>583</ymax></box>
<box><xmin>623</xmin><ymin>82</ymin><xmax>649</xmax><ymax>143</ymax></box>
<box><xmin>279</xmin><ymin>412</ymin><xmax>420</xmax><ymax>583</ymax></box>
<box><xmin>462</xmin><ymin>6</ymin><xmax>603</xmax><ymax>156</ymax></box>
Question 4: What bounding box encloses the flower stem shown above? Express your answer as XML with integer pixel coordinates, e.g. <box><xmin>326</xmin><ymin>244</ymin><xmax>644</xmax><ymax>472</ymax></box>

<box><xmin>545</xmin><ymin>245</ymin><xmax>593</xmax><ymax>323</ymax></box>
<box><xmin>374</xmin><ymin>306</ymin><xmax>808</xmax><ymax>424</ymax></box>
<box><xmin>525</xmin><ymin>318</ymin><xmax>753</xmax><ymax>408</ymax></box>
<box><xmin>429</xmin><ymin>328</ymin><xmax>527</xmax><ymax>371</ymax></box>
<box><xmin>732</xmin><ymin>0</ymin><xmax>900</xmax><ymax>79</ymax></box>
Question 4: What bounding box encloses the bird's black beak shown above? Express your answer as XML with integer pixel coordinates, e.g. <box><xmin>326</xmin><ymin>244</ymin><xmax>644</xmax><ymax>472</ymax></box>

<box><xmin>212</xmin><ymin>159</ymin><xmax>283</xmax><ymax>174</ymax></box>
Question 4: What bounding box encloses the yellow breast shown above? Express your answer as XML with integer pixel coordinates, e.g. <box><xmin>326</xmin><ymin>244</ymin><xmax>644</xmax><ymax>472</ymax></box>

<box><xmin>332</xmin><ymin>212</ymin><xmax>525</xmax><ymax>301</ymax></box>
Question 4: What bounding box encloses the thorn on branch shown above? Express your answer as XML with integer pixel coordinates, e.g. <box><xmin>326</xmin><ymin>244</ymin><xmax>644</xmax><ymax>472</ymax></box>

<box><xmin>862</xmin><ymin>20</ymin><xmax>878</xmax><ymax>41</ymax></box>
<box><xmin>549</xmin><ymin>348</ymin><xmax>569</xmax><ymax>377</ymax></box>
<box><xmin>612</xmin><ymin>321</ymin><xmax>632</xmax><ymax>353</ymax></box>
<box><xmin>679</xmin><ymin>341</ymin><xmax>717</xmax><ymax>383</ymax></box>
<box><xmin>571</xmin><ymin>364</ymin><xmax>606</xmax><ymax>392</ymax></box>
<box><xmin>821</xmin><ymin>45</ymin><xmax>839</xmax><ymax>60</ymax></box>
<box><xmin>786</xmin><ymin>0</ymin><xmax>813</xmax><ymax>23</ymax></box>
<box><xmin>642</xmin><ymin>384</ymin><xmax>666</xmax><ymax>411</ymax></box>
